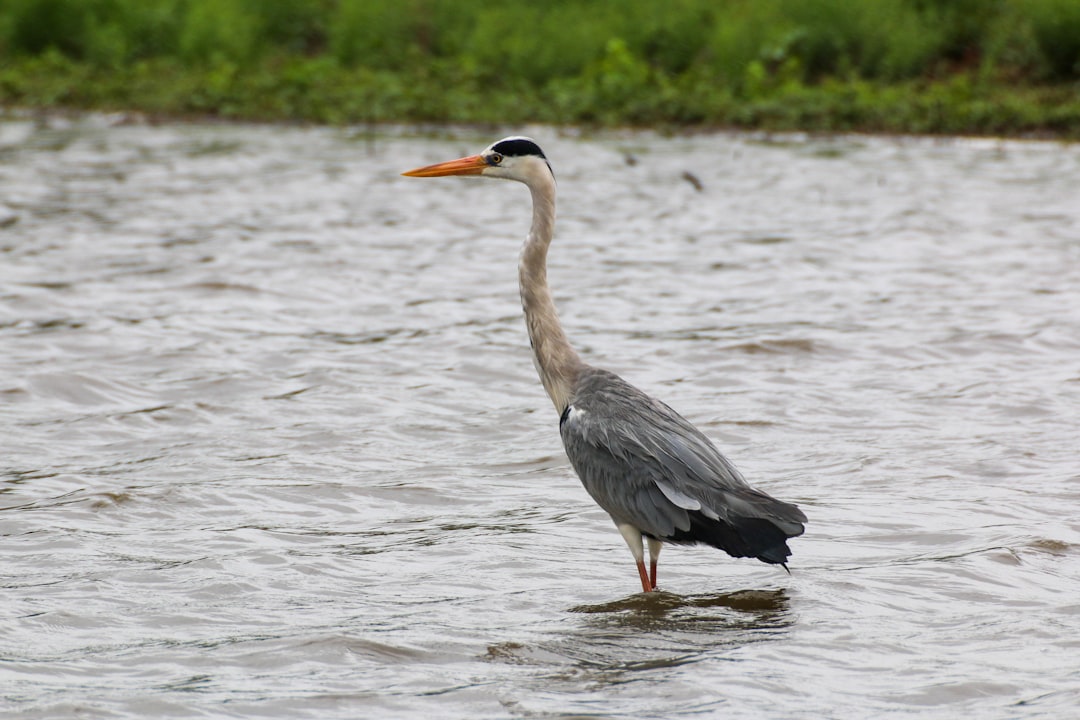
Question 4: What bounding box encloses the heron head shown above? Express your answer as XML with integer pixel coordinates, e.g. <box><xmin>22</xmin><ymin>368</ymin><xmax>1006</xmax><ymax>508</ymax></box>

<box><xmin>402</xmin><ymin>136</ymin><xmax>553</xmax><ymax>185</ymax></box>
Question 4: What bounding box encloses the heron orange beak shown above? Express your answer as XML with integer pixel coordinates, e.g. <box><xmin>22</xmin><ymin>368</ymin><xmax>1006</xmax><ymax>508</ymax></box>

<box><xmin>401</xmin><ymin>154</ymin><xmax>487</xmax><ymax>177</ymax></box>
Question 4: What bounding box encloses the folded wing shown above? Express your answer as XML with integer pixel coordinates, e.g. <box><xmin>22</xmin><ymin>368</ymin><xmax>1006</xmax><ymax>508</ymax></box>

<box><xmin>560</xmin><ymin>367</ymin><xmax>806</xmax><ymax>565</ymax></box>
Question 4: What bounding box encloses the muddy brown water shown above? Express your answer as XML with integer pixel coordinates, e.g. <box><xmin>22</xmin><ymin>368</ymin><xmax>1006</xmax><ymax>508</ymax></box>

<box><xmin>2</xmin><ymin>119</ymin><xmax>1079</xmax><ymax>718</ymax></box>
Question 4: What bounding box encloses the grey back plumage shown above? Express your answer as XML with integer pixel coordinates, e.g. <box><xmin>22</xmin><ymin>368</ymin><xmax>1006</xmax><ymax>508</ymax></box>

<box><xmin>560</xmin><ymin>366</ymin><xmax>806</xmax><ymax>565</ymax></box>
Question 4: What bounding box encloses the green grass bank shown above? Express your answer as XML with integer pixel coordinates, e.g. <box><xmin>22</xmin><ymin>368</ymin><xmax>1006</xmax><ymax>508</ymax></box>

<box><xmin>2</xmin><ymin>0</ymin><xmax>1079</xmax><ymax>136</ymax></box>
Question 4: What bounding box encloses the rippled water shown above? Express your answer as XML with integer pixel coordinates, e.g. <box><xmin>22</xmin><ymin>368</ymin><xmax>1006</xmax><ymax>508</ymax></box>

<box><xmin>2</xmin><ymin>118</ymin><xmax>1079</xmax><ymax>718</ymax></box>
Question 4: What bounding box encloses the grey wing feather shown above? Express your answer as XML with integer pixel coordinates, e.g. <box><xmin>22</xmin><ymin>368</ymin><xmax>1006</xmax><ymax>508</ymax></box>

<box><xmin>560</xmin><ymin>367</ymin><xmax>806</xmax><ymax>562</ymax></box>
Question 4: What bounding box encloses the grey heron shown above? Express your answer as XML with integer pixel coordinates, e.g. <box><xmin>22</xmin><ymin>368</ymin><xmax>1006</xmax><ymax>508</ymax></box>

<box><xmin>403</xmin><ymin>137</ymin><xmax>806</xmax><ymax>594</ymax></box>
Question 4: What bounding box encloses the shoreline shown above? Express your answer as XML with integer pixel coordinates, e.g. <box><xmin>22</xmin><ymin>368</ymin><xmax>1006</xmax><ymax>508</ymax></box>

<box><xmin>2</xmin><ymin>57</ymin><xmax>1078</xmax><ymax>143</ymax></box>
<box><xmin>4</xmin><ymin>106</ymin><xmax>1077</xmax><ymax>149</ymax></box>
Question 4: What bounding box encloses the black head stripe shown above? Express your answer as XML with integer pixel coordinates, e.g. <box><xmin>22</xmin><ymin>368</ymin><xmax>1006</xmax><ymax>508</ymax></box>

<box><xmin>492</xmin><ymin>137</ymin><xmax>546</xmax><ymax>159</ymax></box>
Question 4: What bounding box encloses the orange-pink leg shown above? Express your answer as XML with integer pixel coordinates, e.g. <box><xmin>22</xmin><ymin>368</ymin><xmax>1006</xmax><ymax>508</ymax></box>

<box><xmin>635</xmin><ymin>559</ymin><xmax>652</xmax><ymax>593</ymax></box>
<box><xmin>619</xmin><ymin>524</ymin><xmax>654</xmax><ymax>593</ymax></box>
<box><xmin>647</xmin><ymin>537</ymin><xmax>663</xmax><ymax>590</ymax></box>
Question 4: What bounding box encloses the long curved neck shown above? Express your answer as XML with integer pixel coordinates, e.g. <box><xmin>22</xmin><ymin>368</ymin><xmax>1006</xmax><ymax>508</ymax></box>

<box><xmin>518</xmin><ymin>173</ymin><xmax>584</xmax><ymax>413</ymax></box>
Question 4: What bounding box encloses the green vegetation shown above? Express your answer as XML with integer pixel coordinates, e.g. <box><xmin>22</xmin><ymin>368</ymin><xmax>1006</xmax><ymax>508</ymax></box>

<box><xmin>2</xmin><ymin>0</ymin><xmax>1079</xmax><ymax>136</ymax></box>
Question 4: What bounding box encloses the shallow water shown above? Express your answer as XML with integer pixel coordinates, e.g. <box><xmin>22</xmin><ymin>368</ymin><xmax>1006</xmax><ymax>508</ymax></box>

<box><xmin>2</xmin><ymin>118</ymin><xmax>1079</xmax><ymax>719</ymax></box>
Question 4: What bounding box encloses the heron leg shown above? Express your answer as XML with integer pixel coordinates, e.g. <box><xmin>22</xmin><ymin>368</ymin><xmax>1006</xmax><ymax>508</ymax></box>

<box><xmin>635</xmin><ymin>559</ymin><xmax>651</xmax><ymax>593</ymax></box>
<box><xmin>617</xmin><ymin>523</ymin><xmax>653</xmax><ymax>593</ymax></box>
<box><xmin>647</xmin><ymin>537</ymin><xmax>663</xmax><ymax>590</ymax></box>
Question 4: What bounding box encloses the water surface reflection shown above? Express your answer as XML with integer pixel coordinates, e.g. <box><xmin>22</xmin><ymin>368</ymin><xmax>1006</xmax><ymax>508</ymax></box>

<box><xmin>1</xmin><ymin>119</ymin><xmax>1078</xmax><ymax>719</ymax></box>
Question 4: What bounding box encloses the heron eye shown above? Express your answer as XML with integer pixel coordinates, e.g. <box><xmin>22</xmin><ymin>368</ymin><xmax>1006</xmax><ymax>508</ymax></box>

<box><xmin>489</xmin><ymin>153</ymin><xmax>503</xmax><ymax>165</ymax></box>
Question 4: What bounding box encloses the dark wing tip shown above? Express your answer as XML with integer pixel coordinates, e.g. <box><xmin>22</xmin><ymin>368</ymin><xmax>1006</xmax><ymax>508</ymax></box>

<box><xmin>668</xmin><ymin>511</ymin><xmax>799</xmax><ymax>568</ymax></box>
<box><xmin>754</xmin><ymin>540</ymin><xmax>795</xmax><ymax>566</ymax></box>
